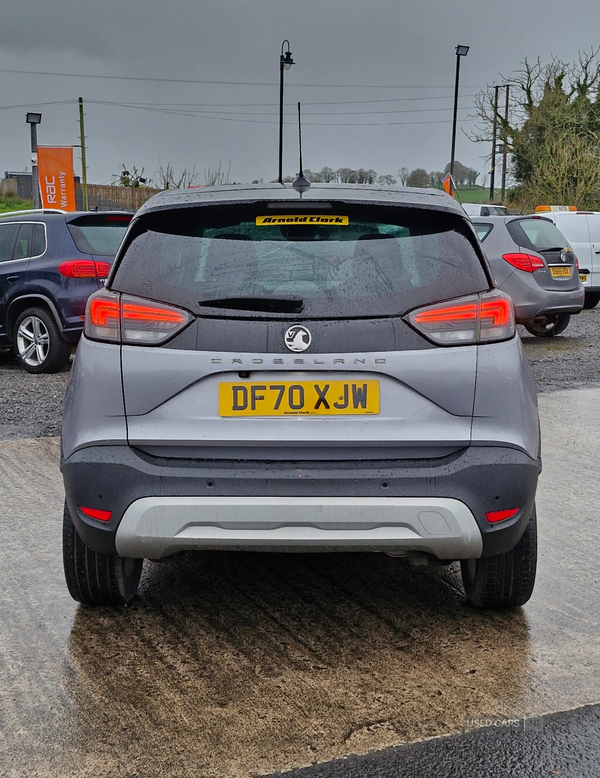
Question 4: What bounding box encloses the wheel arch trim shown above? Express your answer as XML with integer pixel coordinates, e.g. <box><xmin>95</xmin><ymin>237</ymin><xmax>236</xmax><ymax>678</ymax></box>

<box><xmin>7</xmin><ymin>294</ymin><xmax>63</xmax><ymax>339</ymax></box>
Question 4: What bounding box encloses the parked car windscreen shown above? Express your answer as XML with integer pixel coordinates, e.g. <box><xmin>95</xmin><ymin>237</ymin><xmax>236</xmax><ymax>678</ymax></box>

<box><xmin>507</xmin><ymin>217</ymin><xmax>572</xmax><ymax>252</ymax></box>
<box><xmin>111</xmin><ymin>205</ymin><xmax>489</xmax><ymax>318</ymax></box>
<box><xmin>67</xmin><ymin>215</ymin><xmax>132</xmax><ymax>256</ymax></box>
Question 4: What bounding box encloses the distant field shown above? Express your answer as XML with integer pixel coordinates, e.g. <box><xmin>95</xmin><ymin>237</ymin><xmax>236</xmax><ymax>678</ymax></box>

<box><xmin>452</xmin><ymin>186</ymin><xmax>502</xmax><ymax>204</ymax></box>
<box><xmin>0</xmin><ymin>196</ymin><xmax>32</xmax><ymax>213</ymax></box>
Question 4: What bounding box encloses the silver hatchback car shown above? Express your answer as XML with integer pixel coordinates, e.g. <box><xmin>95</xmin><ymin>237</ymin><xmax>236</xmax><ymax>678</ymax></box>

<box><xmin>471</xmin><ymin>215</ymin><xmax>584</xmax><ymax>337</ymax></box>
<box><xmin>61</xmin><ymin>184</ymin><xmax>540</xmax><ymax>609</ymax></box>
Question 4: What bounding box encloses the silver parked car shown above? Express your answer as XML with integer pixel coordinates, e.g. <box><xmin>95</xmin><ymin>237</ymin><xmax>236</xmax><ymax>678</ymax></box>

<box><xmin>61</xmin><ymin>184</ymin><xmax>541</xmax><ymax>609</ymax></box>
<box><xmin>471</xmin><ymin>215</ymin><xmax>584</xmax><ymax>336</ymax></box>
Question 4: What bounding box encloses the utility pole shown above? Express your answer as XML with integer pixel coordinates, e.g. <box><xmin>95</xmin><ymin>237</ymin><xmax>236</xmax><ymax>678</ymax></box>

<box><xmin>26</xmin><ymin>112</ymin><xmax>42</xmax><ymax>209</ymax></box>
<box><xmin>501</xmin><ymin>84</ymin><xmax>510</xmax><ymax>205</ymax></box>
<box><xmin>78</xmin><ymin>97</ymin><xmax>88</xmax><ymax>211</ymax></box>
<box><xmin>489</xmin><ymin>85</ymin><xmax>499</xmax><ymax>202</ymax></box>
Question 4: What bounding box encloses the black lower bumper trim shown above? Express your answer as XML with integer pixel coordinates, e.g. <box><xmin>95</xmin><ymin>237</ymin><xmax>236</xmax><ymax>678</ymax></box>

<box><xmin>61</xmin><ymin>445</ymin><xmax>540</xmax><ymax>559</ymax></box>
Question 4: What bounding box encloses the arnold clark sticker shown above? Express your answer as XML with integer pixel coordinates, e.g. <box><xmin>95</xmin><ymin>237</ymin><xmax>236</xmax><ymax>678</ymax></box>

<box><xmin>256</xmin><ymin>215</ymin><xmax>349</xmax><ymax>225</ymax></box>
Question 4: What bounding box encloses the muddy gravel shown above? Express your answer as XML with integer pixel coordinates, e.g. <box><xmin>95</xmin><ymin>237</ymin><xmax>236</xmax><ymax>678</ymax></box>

<box><xmin>1</xmin><ymin>308</ymin><xmax>599</xmax><ymax>441</ymax></box>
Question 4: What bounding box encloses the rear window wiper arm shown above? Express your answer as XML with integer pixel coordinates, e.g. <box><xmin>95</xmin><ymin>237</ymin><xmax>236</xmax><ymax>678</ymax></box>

<box><xmin>198</xmin><ymin>295</ymin><xmax>304</xmax><ymax>313</ymax></box>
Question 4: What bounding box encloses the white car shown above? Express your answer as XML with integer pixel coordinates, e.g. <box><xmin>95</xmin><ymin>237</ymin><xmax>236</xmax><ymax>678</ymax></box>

<box><xmin>531</xmin><ymin>209</ymin><xmax>600</xmax><ymax>309</ymax></box>
<box><xmin>462</xmin><ymin>203</ymin><xmax>509</xmax><ymax>218</ymax></box>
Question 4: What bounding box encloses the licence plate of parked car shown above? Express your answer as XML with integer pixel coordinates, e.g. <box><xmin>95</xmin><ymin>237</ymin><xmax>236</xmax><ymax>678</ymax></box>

<box><xmin>579</xmin><ymin>274</ymin><xmax>588</xmax><ymax>282</ymax></box>
<box><xmin>219</xmin><ymin>380</ymin><xmax>380</xmax><ymax>416</ymax></box>
<box><xmin>550</xmin><ymin>266</ymin><xmax>571</xmax><ymax>277</ymax></box>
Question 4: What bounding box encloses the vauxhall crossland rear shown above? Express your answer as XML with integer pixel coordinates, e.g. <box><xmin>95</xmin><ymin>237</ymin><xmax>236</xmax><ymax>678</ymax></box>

<box><xmin>61</xmin><ymin>184</ymin><xmax>541</xmax><ymax>609</ymax></box>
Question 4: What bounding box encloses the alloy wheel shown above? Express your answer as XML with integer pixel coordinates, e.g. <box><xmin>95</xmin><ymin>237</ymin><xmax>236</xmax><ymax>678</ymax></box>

<box><xmin>16</xmin><ymin>315</ymin><xmax>50</xmax><ymax>367</ymax></box>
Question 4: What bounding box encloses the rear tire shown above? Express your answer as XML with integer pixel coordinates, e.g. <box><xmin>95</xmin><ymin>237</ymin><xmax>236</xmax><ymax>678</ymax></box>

<box><xmin>583</xmin><ymin>292</ymin><xmax>600</xmax><ymax>310</ymax></box>
<box><xmin>62</xmin><ymin>501</ymin><xmax>143</xmax><ymax>606</ymax></box>
<box><xmin>460</xmin><ymin>506</ymin><xmax>537</xmax><ymax>609</ymax></box>
<box><xmin>524</xmin><ymin>313</ymin><xmax>570</xmax><ymax>337</ymax></box>
<box><xmin>13</xmin><ymin>307</ymin><xmax>72</xmax><ymax>373</ymax></box>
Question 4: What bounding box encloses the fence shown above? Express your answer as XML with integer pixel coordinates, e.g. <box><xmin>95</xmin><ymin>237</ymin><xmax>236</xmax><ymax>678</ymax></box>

<box><xmin>75</xmin><ymin>183</ymin><xmax>162</xmax><ymax>212</ymax></box>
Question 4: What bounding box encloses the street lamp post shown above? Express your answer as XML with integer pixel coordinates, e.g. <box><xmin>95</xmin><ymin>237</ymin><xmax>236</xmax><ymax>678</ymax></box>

<box><xmin>278</xmin><ymin>40</ymin><xmax>294</xmax><ymax>184</ymax></box>
<box><xmin>26</xmin><ymin>112</ymin><xmax>42</xmax><ymax>209</ymax></box>
<box><xmin>449</xmin><ymin>45</ymin><xmax>469</xmax><ymax>197</ymax></box>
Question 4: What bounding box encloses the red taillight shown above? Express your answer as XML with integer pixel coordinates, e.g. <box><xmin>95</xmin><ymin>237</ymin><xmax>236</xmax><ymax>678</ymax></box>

<box><xmin>80</xmin><ymin>506</ymin><xmax>113</xmax><ymax>522</ymax></box>
<box><xmin>85</xmin><ymin>289</ymin><xmax>191</xmax><ymax>345</ymax></box>
<box><xmin>406</xmin><ymin>290</ymin><xmax>515</xmax><ymax>346</ymax></box>
<box><xmin>122</xmin><ymin>301</ymin><xmax>187</xmax><ymax>324</ymax></box>
<box><xmin>486</xmin><ymin>508</ymin><xmax>519</xmax><ymax>523</ymax></box>
<box><xmin>105</xmin><ymin>216</ymin><xmax>132</xmax><ymax>222</ymax></box>
<box><xmin>59</xmin><ymin>259</ymin><xmax>112</xmax><ymax>279</ymax></box>
<box><xmin>59</xmin><ymin>260</ymin><xmax>97</xmax><ymax>278</ymax></box>
<box><xmin>89</xmin><ymin>296</ymin><xmax>120</xmax><ymax>326</ymax></box>
<box><xmin>502</xmin><ymin>253</ymin><xmax>545</xmax><ymax>273</ymax></box>
<box><xmin>95</xmin><ymin>261</ymin><xmax>111</xmax><ymax>278</ymax></box>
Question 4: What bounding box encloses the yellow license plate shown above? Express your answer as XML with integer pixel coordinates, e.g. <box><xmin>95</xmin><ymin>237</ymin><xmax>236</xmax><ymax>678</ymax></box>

<box><xmin>580</xmin><ymin>274</ymin><xmax>588</xmax><ymax>282</ymax></box>
<box><xmin>550</xmin><ymin>266</ymin><xmax>571</xmax><ymax>277</ymax></box>
<box><xmin>219</xmin><ymin>380</ymin><xmax>380</xmax><ymax>416</ymax></box>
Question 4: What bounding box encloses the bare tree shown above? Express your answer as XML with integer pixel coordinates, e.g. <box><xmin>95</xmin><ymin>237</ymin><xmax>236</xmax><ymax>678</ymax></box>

<box><xmin>398</xmin><ymin>167</ymin><xmax>409</xmax><ymax>186</ymax></box>
<box><xmin>204</xmin><ymin>160</ymin><xmax>233</xmax><ymax>186</ymax></box>
<box><xmin>469</xmin><ymin>48</ymin><xmax>600</xmax><ymax>207</ymax></box>
<box><xmin>153</xmin><ymin>162</ymin><xmax>199</xmax><ymax>190</ymax></box>
<box><xmin>377</xmin><ymin>174</ymin><xmax>397</xmax><ymax>185</ymax></box>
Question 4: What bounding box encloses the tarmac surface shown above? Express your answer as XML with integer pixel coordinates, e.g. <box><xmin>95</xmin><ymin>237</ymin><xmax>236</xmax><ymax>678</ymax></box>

<box><xmin>0</xmin><ymin>385</ymin><xmax>599</xmax><ymax>777</ymax></box>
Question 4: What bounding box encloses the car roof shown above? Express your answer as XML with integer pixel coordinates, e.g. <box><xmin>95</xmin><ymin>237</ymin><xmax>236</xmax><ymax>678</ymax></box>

<box><xmin>470</xmin><ymin>215</ymin><xmax>552</xmax><ymax>224</ymax></box>
<box><xmin>135</xmin><ymin>183</ymin><xmax>467</xmax><ymax>218</ymax></box>
<box><xmin>0</xmin><ymin>209</ymin><xmax>132</xmax><ymax>222</ymax></box>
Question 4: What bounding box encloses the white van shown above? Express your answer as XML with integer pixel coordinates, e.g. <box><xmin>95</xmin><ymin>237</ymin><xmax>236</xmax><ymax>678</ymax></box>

<box><xmin>462</xmin><ymin>203</ymin><xmax>509</xmax><ymax>217</ymax></box>
<box><xmin>532</xmin><ymin>210</ymin><xmax>600</xmax><ymax>308</ymax></box>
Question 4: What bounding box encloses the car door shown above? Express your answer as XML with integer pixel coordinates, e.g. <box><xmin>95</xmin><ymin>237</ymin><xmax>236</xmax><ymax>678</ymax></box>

<box><xmin>0</xmin><ymin>222</ymin><xmax>30</xmax><ymax>343</ymax></box>
<box><xmin>554</xmin><ymin>214</ymin><xmax>592</xmax><ymax>288</ymax></box>
<box><xmin>582</xmin><ymin>213</ymin><xmax>600</xmax><ymax>289</ymax></box>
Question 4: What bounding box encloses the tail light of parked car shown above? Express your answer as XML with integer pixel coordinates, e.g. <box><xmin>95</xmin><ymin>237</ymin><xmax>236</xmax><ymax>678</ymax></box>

<box><xmin>405</xmin><ymin>289</ymin><xmax>515</xmax><ymax>346</ymax></box>
<box><xmin>59</xmin><ymin>260</ymin><xmax>112</xmax><ymax>279</ymax></box>
<box><xmin>502</xmin><ymin>253</ymin><xmax>545</xmax><ymax>273</ymax></box>
<box><xmin>85</xmin><ymin>289</ymin><xmax>192</xmax><ymax>345</ymax></box>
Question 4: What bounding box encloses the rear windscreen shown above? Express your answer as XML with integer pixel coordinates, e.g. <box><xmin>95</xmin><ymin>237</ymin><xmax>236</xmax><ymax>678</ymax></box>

<box><xmin>67</xmin><ymin>215</ymin><xmax>131</xmax><ymax>256</ymax></box>
<box><xmin>111</xmin><ymin>205</ymin><xmax>489</xmax><ymax>318</ymax></box>
<box><xmin>507</xmin><ymin>218</ymin><xmax>571</xmax><ymax>252</ymax></box>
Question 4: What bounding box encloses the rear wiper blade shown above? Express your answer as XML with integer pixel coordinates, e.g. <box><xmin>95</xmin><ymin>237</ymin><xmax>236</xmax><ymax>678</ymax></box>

<box><xmin>538</xmin><ymin>246</ymin><xmax>566</xmax><ymax>252</ymax></box>
<box><xmin>198</xmin><ymin>295</ymin><xmax>304</xmax><ymax>313</ymax></box>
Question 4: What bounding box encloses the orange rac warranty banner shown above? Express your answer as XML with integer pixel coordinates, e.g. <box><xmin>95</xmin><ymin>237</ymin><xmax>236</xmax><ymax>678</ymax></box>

<box><xmin>37</xmin><ymin>146</ymin><xmax>76</xmax><ymax>211</ymax></box>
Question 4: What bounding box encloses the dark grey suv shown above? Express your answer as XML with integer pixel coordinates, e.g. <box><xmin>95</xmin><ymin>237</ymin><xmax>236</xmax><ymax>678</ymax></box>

<box><xmin>61</xmin><ymin>184</ymin><xmax>541</xmax><ymax>609</ymax></box>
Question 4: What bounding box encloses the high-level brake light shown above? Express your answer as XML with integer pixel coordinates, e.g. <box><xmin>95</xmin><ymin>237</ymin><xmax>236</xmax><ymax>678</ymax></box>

<box><xmin>405</xmin><ymin>290</ymin><xmax>515</xmax><ymax>346</ymax></box>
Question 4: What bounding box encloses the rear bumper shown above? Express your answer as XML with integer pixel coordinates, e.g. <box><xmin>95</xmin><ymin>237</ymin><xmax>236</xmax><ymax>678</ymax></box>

<box><xmin>513</xmin><ymin>288</ymin><xmax>584</xmax><ymax>320</ymax></box>
<box><xmin>115</xmin><ymin>495</ymin><xmax>483</xmax><ymax>559</ymax></box>
<box><xmin>61</xmin><ymin>444</ymin><xmax>540</xmax><ymax>561</ymax></box>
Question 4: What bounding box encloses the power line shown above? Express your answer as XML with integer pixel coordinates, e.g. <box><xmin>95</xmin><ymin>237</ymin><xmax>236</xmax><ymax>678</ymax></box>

<box><xmin>0</xmin><ymin>99</ymin><xmax>78</xmax><ymax>111</ymax></box>
<box><xmin>84</xmin><ymin>99</ymin><xmax>477</xmax><ymax>126</ymax></box>
<box><xmin>0</xmin><ymin>67</ymin><xmax>486</xmax><ymax>90</ymax></box>
<box><xmin>84</xmin><ymin>94</ymin><xmax>477</xmax><ymax>108</ymax></box>
<box><xmin>87</xmin><ymin>98</ymin><xmax>473</xmax><ymax>117</ymax></box>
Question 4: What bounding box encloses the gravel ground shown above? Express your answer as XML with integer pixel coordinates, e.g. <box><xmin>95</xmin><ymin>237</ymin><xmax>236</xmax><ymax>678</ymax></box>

<box><xmin>1</xmin><ymin>306</ymin><xmax>599</xmax><ymax>440</ymax></box>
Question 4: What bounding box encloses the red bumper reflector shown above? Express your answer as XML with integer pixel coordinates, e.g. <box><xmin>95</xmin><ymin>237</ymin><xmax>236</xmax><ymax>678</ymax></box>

<box><xmin>486</xmin><ymin>508</ymin><xmax>520</xmax><ymax>524</ymax></box>
<box><xmin>80</xmin><ymin>506</ymin><xmax>113</xmax><ymax>522</ymax></box>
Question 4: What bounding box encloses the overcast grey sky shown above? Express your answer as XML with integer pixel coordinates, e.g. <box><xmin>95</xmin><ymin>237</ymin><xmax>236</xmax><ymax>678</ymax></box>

<box><xmin>1</xmin><ymin>0</ymin><xmax>599</xmax><ymax>186</ymax></box>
